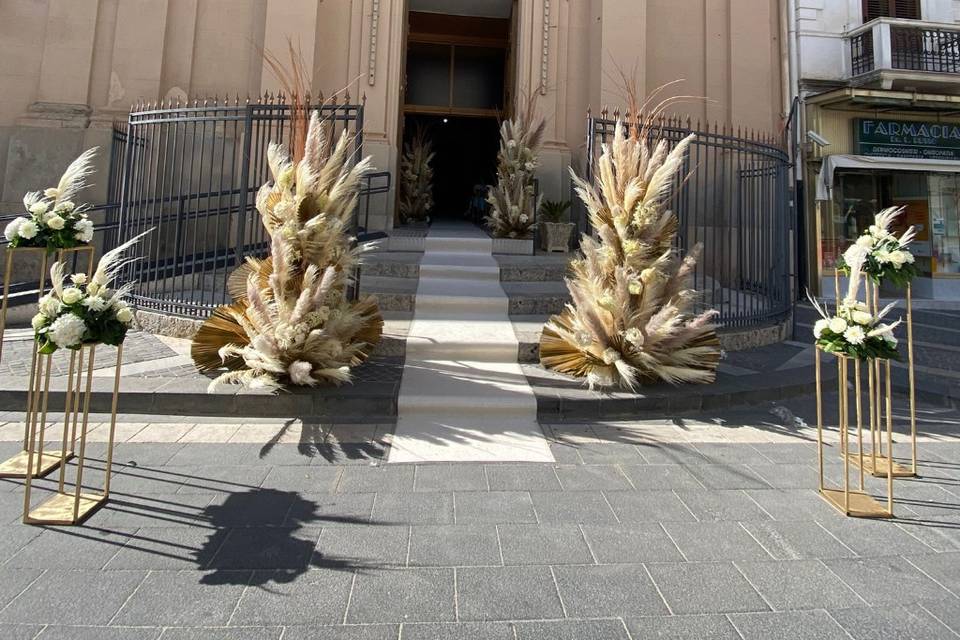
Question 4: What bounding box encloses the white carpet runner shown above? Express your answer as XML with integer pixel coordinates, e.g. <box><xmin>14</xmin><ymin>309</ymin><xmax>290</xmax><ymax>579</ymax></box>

<box><xmin>388</xmin><ymin>223</ymin><xmax>554</xmax><ymax>463</ymax></box>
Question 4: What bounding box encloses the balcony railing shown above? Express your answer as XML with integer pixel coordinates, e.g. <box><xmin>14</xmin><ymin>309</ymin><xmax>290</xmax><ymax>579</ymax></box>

<box><xmin>848</xmin><ymin>18</ymin><xmax>960</xmax><ymax>78</ymax></box>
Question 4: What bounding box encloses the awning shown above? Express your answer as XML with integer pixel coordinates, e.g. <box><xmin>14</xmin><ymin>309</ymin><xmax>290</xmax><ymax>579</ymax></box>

<box><xmin>815</xmin><ymin>154</ymin><xmax>960</xmax><ymax>201</ymax></box>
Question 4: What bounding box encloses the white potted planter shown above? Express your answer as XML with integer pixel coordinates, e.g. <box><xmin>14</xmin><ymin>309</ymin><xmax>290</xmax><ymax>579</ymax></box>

<box><xmin>540</xmin><ymin>221</ymin><xmax>575</xmax><ymax>252</ymax></box>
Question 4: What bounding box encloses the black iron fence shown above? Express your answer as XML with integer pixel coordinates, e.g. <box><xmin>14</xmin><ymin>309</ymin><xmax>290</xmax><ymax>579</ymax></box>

<box><xmin>117</xmin><ymin>96</ymin><xmax>388</xmax><ymax>317</ymax></box>
<box><xmin>850</xmin><ymin>23</ymin><xmax>960</xmax><ymax>76</ymax></box>
<box><xmin>578</xmin><ymin>112</ymin><xmax>793</xmax><ymax>329</ymax></box>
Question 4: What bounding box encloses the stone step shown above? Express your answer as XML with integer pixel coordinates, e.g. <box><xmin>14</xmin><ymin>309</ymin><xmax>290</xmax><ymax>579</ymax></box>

<box><xmin>359</xmin><ymin>275</ymin><xmax>570</xmax><ymax>315</ymax></box>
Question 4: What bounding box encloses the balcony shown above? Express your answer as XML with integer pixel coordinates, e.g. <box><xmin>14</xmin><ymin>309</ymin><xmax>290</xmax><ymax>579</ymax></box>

<box><xmin>847</xmin><ymin>18</ymin><xmax>960</xmax><ymax>92</ymax></box>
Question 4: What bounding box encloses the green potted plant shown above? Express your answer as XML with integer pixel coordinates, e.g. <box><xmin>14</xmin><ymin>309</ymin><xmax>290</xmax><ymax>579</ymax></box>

<box><xmin>539</xmin><ymin>199</ymin><xmax>573</xmax><ymax>252</ymax></box>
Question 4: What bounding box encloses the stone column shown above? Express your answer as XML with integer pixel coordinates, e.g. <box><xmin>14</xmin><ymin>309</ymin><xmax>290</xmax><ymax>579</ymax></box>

<box><xmin>106</xmin><ymin>0</ymin><xmax>170</xmax><ymax>108</ymax></box>
<box><xmin>260</xmin><ymin>0</ymin><xmax>322</xmax><ymax>95</ymax></box>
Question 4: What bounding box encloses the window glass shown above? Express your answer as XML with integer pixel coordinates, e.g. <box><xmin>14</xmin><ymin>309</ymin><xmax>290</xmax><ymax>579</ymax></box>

<box><xmin>452</xmin><ymin>46</ymin><xmax>505</xmax><ymax>110</ymax></box>
<box><xmin>929</xmin><ymin>174</ymin><xmax>960</xmax><ymax>274</ymax></box>
<box><xmin>406</xmin><ymin>43</ymin><xmax>450</xmax><ymax>107</ymax></box>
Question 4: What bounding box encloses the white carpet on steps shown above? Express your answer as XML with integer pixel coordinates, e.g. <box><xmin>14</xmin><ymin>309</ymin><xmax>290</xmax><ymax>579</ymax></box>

<box><xmin>388</xmin><ymin>223</ymin><xmax>554</xmax><ymax>463</ymax></box>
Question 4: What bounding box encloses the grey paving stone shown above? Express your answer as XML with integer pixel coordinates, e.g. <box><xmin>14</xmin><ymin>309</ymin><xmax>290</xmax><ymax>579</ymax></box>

<box><xmin>204</xmin><ymin>490</ymin><xmax>300</xmax><ymax>526</ymax></box>
<box><xmin>370</xmin><ymin>493</ymin><xmax>454</xmax><ymax>525</ymax></box>
<box><xmin>605</xmin><ymin>491</ymin><xmax>697</xmax><ymax>523</ymax></box>
<box><xmin>345</xmin><ymin>568</ymin><xmax>455</xmax><ymax>623</ymax></box>
<box><xmin>484</xmin><ymin>464</ymin><xmax>561</xmax><ymax>491</ymax></box>
<box><xmin>163</xmin><ymin>444</ymin><xmax>252</xmax><ymax>467</ymax></box>
<box><xmin>728</xmin><ymin>610</ymin><xmax>851</xmax><ymax>640</ymax></box>
<box><xmin>675</xmin><ymin>490</ymin><xmax>771</xmax><ymax>521</ymax></box>
<box><xmin>111</xmin><ymin>443</ymin><xmax>183</xmax><ymax>467</ymax></box>
<box><xmin>736</xmin><ymin>559</ymin><xmax>863</xmax><ymax>611</ymax></box>
<box><xmin>401</xmin><ymin>621</ymin><xmax>515</xmax><ymax>640</ymax></box>
<box><xmin>740</xmin><ymin>521</ymin><xmax>857</xmax><ymax>560</ymax></box>
<box><xmin>111</xmin><ymin>570</ymin><xmax>249</xmax><ymax>626</ymax></box>
<box><xmin>0</xmin><ymin>525</ymin><xmax>42</xmax><ymax>564</ymax></box>
<box><xmin>0</xmin><ymin>625</ymin><xmax>46</xmax><ymax>640</ymax></box>
<box><xmin>554</xmin><ymin>465</ymin><xmax>633</xmax><ymax>491</ymax></box>
<box><xmin>175</xmin><ymin>466</ymin><xmax>270</xmax><ymax>495</ymax></box>
<box><xmin>207</xmin><ymin>526</ymin><xmax>320</xmax><ymax>570</ymax></box>
<box><xmin>455</xmin><ymin>491</ymin><xmax>536</xmax><ymax>524</ymax></box>
<box><xmin>414</xmin><ymin>465</ymin><xmax>487</xmax><ymax>492</ymax></box>
<box><xmin>280</xmin><ymin>627</ymin><xmax>398</xmax><ymax>640</ymax></box>
<box><xmin>91</xmin><ymin>493</ymin><xmax>218</xmax><ymax>529</ymax></box>
<box><xmin>624</xmin><ymin>614</ymin><xmax>740</xmax><ymax>639</ymax></box>
<box><xmin>408</xmin><ymin>525</ymin><xmax>500</xmax><ymax>567</ymax></box>
<box><xmin>38</xmin><ymin>626</ymin><xmax>163</xmax><ymax>640</ymax></box>
<box><xmin>904</xmin><ymin>552</ymin><xmax>960</xmax><ymax>595</ymax></box>
<box><xmin>646</xmin><ymin>562</ymin><xmax>769</xmax><ymax>615</ymax></box>
<box><xmin>554</xmin><ymin>564</ymin><xmax>669</xmax><ymax>617</ymax></box>
<box><xmin>684</xmin><ymin>464</ymin><xmax>771</xmax><ymax>490</ymax></box>
<box><xmin>0</xmin><ymin>568</ymin><xmax>42</xmax><ymax>610</ymax></box>
<box><xmin>747</xmin><ymin>464</ymin><xmax>819</xmax><ymax>490</ymax></box>
<box><xmin>0</xmin><ymin>569</ymin><xmax>147</xmax><ymax>625</ymax></box>
<box><xmin>337</xmin><ymin>466</ymin><xmax>415</xmax><ymax>493</ymax></box>
<box><xmin>260</xmin><ymin>466</ymin><xmax>341</xmax><ymax>492</ymax></box>
<box><xmin>822</xmin><ymin>556</ymin><xmax>955</xmax><ymax>606</ymax></box>
<box><xmin>745</xmin><ymin>489</ymin><xmax>837</xmax><ymax>521</ymax></box>
<box><xmin>581</xmin><ymin>524</ymin><xmax>684</xmax><ymax>563</ymax></box>
<box><xmin>286</xmin><ymin>492</ymin><xmax>375</xmax><ymax>526</ymax></box>
<box><xmin>104</xmin><ymin>526</ymin><xmax>218</xmax><ymax>570</ymax></box>
<box><xmin>529</xmin><ymin>491</ymin><xmax>618</xmax><ymax>524</ymax></box>
<box><xmin>513</xmin><ymin>619</ymin><xmax>630</xmax><ymax>639</ymax></box>
<box><xmin>921</xmin><ymin>599</ymin><xmax>960</xmax><ymax>637</ymax></box>
<box><xmin>749</xmin><ymin>443</ymin><xmax>818</xmax><ymax>465</ymax></box>
<box><xmin>230</xmin><ymin>568</ymin><xmax>353</xmax><ymax>625</ymax></box>
<box><xmin>159</xmin><ymin>628</ymin><xmax>283</xmax><ymax>640</ymax></box>
<box><xmin>497</xmin><ymin>524</ymin><xmax>593</xmax><ymax>565</ymax></box>
<box><xmin>456</xmin><ymin>566</ymin><xmax>564</xmax><ymax>621</ymax></box>
<box><xmin>575</xmin><ymin>443</ymin><xmax>646</xmax><ymax>464</ymax></box>
<box><xmin>315</xmin><ymin>524</ymin><xmax>409</xmax><ymax>568</ymax></box>
<box><xmin>5</xmin><ymin>526</ymin><xmax>136</xmax><ymax>569</ymax></box>
<box><xmin>635</xmin><ymin>444</ymin><xmax>707</xmax><ymax>465</ymax></box>
<box><xmin>832</xmin><ymin>604</ymin><xmax>957</xmax><ymax>640</ymax></box>
<box><xmin>817</xmin><ymin>516</ymin><xmax>941</xmax><ymax>557</ymax></box>
<box><xmin>693</xmin><ymin>443</ymin><xmax>773</xmax><ymax>466</ymax></box>
<box><xmin>619</xmin><ymin>465</ymin><xmax>704</xmax><ymax>491</ymax></box>
<box><xmin>663</xmin><ymin>522</ymin><xmax>772</xmax><ymax>561</ymax></box>
<box><xmin>548</xmin><ymin>442</ymin><xmax>582</xmax><ymax>464</ymax></box>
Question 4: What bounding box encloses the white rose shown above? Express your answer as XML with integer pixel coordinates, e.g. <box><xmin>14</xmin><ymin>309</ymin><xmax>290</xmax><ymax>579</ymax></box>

<box><xmin>75</xmin><ymin>228</ymin><xmax>94</xmax><ymax>243</ymax></box>
<box><xmin>60</xmin><ymin>287</ymin><xmax>83</xmax><ymax>305</ymax></box>
<box><xmin>70</xmin><ymin>273</ymin><xmax>87</xmax><ymax>285</ymax></box>
<box><xmin>29</xmin><ymin>201</ymin><xmax>49</xmax><ymax>216</ymax></box>
<box><xmin>889</xmin><ymin>251</ymin><xmax>907</xmax><ymax>268</ymax></box>
<box><xmin>874</xmin><ymin>249</ymin><xmax>891</xmax><ymax>264</ymax></box>
<box><xmin>852</xmin><ymin>311</ymin><xmax>873</xmax><ymax>326</ymax></box>
<box><xmin>82</xmin><ymin>296</ymin><xmax>106</xmax><ymax>312</ymax></box>
<box><xmin>31</xmin><ymin>313</ymin><xmax>47</xmax><ymax>331</ymax></box>
<box><xmin>519</xmin><ymin>214</ymin><xmax>529</xmax><ymax>224</ymax></box>
<box><xmin>813</xmin><ymin>318</ymin><xmax>829</xmax><ymax>338</ymax></box>
<box><xmin>18</xmin><ymin>220</ymin><xmax>38</xmax><ymax>239</ymax></box>
<box><xmin>843</xmin><ymin>325</ymin><xmax>866</xmax><ymax>345</ymax></box>
<box><xmin>47</xmin><ymin>313</ymin><xmax>86</xmax><ymax>348</ymax></box>
<box><xmin>116</xmin><ymin>306</ymin><xmax>134</xmax><ymax>324</ymax></box>
<box><xmin>829</xmin><ymin>317</ymin><xmax>847</xmax><ymax>334</ymax></box>
<box><xmin>4</xmin><ymin>217</ymin><xmax>26</xmax><ymax>241</ymax></box>
<box><xmin>46</xmin><ymin>215</ymin><xmax>65</xmax><ymax>230</ymax></box>
<box><xmin>856</xmin><ymin>235</ymin><xmax>874</xmax><ymax>248</ymax></box>
<box><xmin>38</xmin><ymin>294</ymin><xmax>61</xmax><ymax>317</ymax></box>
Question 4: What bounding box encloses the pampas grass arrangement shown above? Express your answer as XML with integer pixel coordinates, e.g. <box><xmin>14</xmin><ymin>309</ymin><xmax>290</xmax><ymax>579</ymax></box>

<box><xmin>191</xmin><ymin>43</ymin><xmax>382</xmax><ymax>391</ymax></box>
<box><xmin>486</xmin><ymin>94</ymin><xmax>545</xmax><ymax>238</ymax></box>
<box><xmin>398</xmin><ymin>126</ymin><xmax>435</xmax><ymax>224</ymax></box>
<box><xmin>539</xmin><ymin>109</ymin><xmax>720</xmax><ymax>390</ymax></box>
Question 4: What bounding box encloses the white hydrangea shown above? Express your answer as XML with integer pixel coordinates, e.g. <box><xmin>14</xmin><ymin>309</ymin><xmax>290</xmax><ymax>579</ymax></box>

<box><xmin>18</xmin><ymin>220</ymin><xmax>38</xmax><ymax>239</ymax></box>
<box><xmin>843</xmin><ymin>325</ymin><xmax>866</xmax><ymax>345</ymax></box>
<box><xmin>813</xmin><ymin>318</ymin><xmax>829</xmax><ymax>338</ymax></box>
<box><xmin>61</xmin><ymin>287</ymin><xmax>83</xmax><ymax>305</ymax></box>
<box><xmin>47</xmin><ymin>313</ymin><xmax>86</xmax><ymax>348</ymax></box>
<box><xmin>54</xmin><ymin>201</ymin><xmax>74</xmax><ymax>214</ymax></box>
<box><xmin>38</xmin><ymin>295</ymin><xmax>61</xmax><ymax>317</ymax></box>
<box><xmin>74</xmin><ymin>218</ymin><xmax>94</xmax><ymax>243</ymax></box>
<box><xmin>856</xmin><ymin>235</ymin><xmax>874</xmax><ymax>248</ymax></box>
<box><xmin>4</xmin><ymin>217</ymin><xmax>26</xmax><ymax>241</ymax></box>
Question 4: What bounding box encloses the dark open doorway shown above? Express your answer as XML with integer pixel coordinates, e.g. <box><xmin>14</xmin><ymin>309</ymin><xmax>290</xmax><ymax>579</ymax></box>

<box><xmin>403</xmin><ymin>113</ymin><xmax>499</xmax><ymax>219</ymax></box>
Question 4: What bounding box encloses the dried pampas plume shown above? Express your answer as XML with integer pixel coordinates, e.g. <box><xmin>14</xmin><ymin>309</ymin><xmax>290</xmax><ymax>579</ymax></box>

<box><xmin>539</xmin><ymin>82</ymin><xmax>720</xmax><ymax>390</ymax></box>
<box><xmin>398</xmin><ymin>125</ymin><xmax>435</xmax><ymax>224</ymax></box>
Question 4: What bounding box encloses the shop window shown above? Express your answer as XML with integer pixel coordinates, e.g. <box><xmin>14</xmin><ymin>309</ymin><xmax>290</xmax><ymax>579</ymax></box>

<box><xmin>862</xmin><ymin>0</ymin><xmax>920</xmax><ymax>21</ymax></box>
<box><xmin>929</xmin><ymin>175</ymin><xmax>960</xmax><ymax>274</ymax></box>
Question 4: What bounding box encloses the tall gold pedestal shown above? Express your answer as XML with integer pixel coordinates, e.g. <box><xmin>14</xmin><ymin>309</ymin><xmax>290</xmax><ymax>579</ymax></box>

<box><xmin>816</xmin><ymin>348</ymin><xmax>894</xmax><ymax>519</ymax></box>
<box><xmin>22</xmin><ymin>343</ymin><xmax>123</xmax><ymax>526</ymax></box>
<box><xmin>0</xmin><ymin>246</ymin><xmax>95</xmax><ymax>479</ymax></box>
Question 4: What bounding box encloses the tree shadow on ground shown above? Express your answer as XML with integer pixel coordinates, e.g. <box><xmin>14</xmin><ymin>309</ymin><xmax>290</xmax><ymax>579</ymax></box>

<box><xmin>258</xmin><ymin>418</ymin><xmax>386</xmax><ymax>464</ymax></box>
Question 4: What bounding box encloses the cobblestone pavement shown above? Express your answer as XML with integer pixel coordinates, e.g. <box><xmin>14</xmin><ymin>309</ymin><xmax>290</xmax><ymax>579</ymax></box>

<box><xmin>0</xmin><ymin>408</ymin><xmax>957</xmax><ymax>638</ymax></box>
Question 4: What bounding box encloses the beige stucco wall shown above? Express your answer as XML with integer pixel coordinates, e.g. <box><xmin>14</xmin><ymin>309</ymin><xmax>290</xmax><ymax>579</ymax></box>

<box><xmin>0</xmin><ymin>0</ymin><xmax>784</xmax><ymax>227</ymax></box>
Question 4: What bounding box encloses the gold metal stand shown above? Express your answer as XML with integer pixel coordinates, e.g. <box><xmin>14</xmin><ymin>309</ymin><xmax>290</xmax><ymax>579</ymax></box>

<box><xmin>23</xmin><ymin>343</ymin><xmax>123</xmax><ymax>526</ymax></box>
<box><xmin>816</xmin><ymin>347</ymin><xmax>894</xmax><ymax>518</ymax></box>
<box><xmin>0</xmin><ymin>246</ymin><xmax>95</xmax><ymax>479</ymax></box>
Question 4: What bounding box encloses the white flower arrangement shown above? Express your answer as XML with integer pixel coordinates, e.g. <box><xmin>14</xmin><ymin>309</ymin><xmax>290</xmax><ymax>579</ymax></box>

<box><xmin>32</xmin><ymin>232</ymin><xmax>146</xmax><ymax>354</ymax></box>
<box><xmin>838</xmin><ymin>207</ymin><xmax>916</xmax><ymax>288</ymax></box>
<box><xmin>4</xmin><ymin>148</ymin><xmax>98</xmax><ymax>250</ymax></box>
<box><xmin>809</xmin><ymin>244</ymin><xmax>901</xmax><ymax>360</ymax></box>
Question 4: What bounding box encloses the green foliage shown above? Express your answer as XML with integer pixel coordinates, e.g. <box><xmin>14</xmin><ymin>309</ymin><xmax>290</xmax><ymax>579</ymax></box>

<box><xmin>539</xmin><ymin>199</ymin><xmax>571</xmax><ymax>223</ymax></box>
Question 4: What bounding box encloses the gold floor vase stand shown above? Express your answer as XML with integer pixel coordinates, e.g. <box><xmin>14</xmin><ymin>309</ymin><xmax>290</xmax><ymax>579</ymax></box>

<box><xmin>816</xmin><ymin>347</ymin><xmax>894</xmax><ymax>518</ymax></box>
<box><xmin>0</xmin><ymin>246</ymin><xmax>95</xmax><ymax>479</ymax></box>
<box><xmin>22</xmin><ymin>343</ymin><xmax>123</xmax><ymax>525</ymax></box>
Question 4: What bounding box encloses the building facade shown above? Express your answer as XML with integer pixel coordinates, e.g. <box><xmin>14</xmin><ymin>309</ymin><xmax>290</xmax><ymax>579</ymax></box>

<box><xmin>792</xmin><ymin>0</ymin><xmax>960</xmax><ymax>298</ymax></box>
<box><xmin>0</xmin><ymin>0</ymin><xmax>785</xmax><ymax>230</ymax></box>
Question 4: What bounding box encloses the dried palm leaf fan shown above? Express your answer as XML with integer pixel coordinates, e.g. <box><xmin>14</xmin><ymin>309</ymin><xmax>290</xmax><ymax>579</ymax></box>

<box><xmin>540</xmin><ymin>79</ymin><xmax>720</xmax><ymax>390</ymax></box>
<box><xmin>191</xmin><ymin>41</ymin><xmax>383</xmax><ymax>390</ymax></box>
<box><xmin>398</xmin><ymin>124</ymin><xmax>435</xmax><ymax>224</ymax></box>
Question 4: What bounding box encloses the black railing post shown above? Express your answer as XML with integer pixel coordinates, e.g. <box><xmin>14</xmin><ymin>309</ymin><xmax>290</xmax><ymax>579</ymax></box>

<box><xmin>235</xmin><ymin>102</ymin><xmax>254</xmax><ymax>267</ymax></box>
